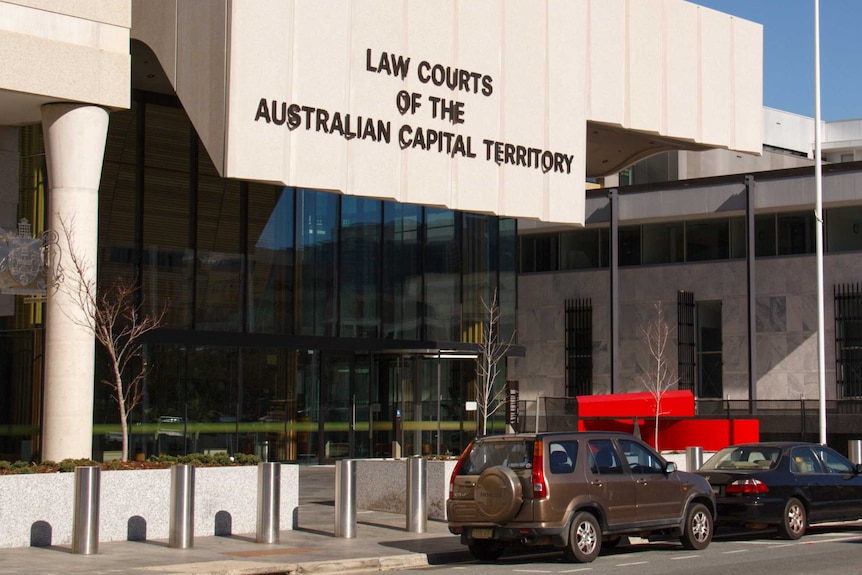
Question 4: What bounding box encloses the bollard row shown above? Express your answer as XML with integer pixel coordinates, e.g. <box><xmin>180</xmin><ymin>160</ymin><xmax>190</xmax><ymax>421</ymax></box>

<box><xmin>70</xmin><ymin>462</ymin><xmax>282</xmax><ymax>554</ymax></box>
<box><xmin>334</xmin><ymin>458</ymin><xmax>428</xmax><ymax>538</ymax></box>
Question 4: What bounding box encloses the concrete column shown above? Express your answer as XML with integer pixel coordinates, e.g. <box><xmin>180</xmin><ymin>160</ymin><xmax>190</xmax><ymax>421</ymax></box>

<box><xmin>41</xmin><ymin>103</ymin><xmax>109</xmax><ymax>461</ymax></box>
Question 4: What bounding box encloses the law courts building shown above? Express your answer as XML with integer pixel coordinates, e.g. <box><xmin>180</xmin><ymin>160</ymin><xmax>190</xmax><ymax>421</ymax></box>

<box><xmin>0</xmin><ymin>0</ymin><xmax>761</xmax><ymax>463</ymax></box>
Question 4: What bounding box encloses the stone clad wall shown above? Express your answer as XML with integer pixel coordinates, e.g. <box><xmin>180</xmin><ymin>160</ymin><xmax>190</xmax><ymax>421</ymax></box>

<box><xmin>0</xmin><ymin>464</ymin><xmax>299</xmax><ymax>548</ymax></box>
<box><xmin>355</xmin><ymin>459</ymin><xmax>457</xmax><ymax>521</ymax></box>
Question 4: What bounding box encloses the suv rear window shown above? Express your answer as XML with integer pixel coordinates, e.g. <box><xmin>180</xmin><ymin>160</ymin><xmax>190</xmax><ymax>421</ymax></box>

<box><xmin>457</xmin><ymin>440</ymin><xmax>534</xmax><ymax>475</ymax></box>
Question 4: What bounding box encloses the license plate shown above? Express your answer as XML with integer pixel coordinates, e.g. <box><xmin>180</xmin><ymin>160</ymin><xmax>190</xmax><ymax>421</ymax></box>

<box><xmin>471</xmin><ymin>528</ymin><xmax>494</xmax><ymax>539</ymax></box>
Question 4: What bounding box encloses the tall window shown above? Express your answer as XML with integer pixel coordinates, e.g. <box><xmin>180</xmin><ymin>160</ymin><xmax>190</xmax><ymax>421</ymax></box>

<box><xmin>340</xmin><ymin>197</ymin><xmax>381</xmax><ymax>338</ymax></box>
<box><xmin>382</xmin><ymin>203</ymin><xmax>422</xmax><ymax>340</ymax></box>
<box><xmin>835</xmin><ymin>283</ymin><xmax>862</xmax><ymax>398</ymax></box>
<box><xmin>565</xmin><ymin>299</ymin><xmax>592</xmax><ymax>396</ymax></box>
<box><xmin>677</xmin><ymin>291</ymin><xmax>696</xmax><ymax>392</ymax></box>
<box><xmin>697</xmin><ymin>301</ymin><xmax>723</xmax><ymax>399</ymax></box>
<box><xmin>295</xmin><ymin>189</ymin><xmax>338</xmax><ymax>336</ymax></box>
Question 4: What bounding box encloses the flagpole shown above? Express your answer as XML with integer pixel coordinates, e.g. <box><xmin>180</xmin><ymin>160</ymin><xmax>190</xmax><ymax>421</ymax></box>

<box><xmin>814</xmin><ymin>0</ymin><xmax>827</xmax><ymax>445</ymax></box>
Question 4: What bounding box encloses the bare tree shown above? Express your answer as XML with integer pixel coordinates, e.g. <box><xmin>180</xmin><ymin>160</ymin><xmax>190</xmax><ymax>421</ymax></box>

<box><xmin>55</xmin><ymin>217</ymin><xmax>167</xmax><ymax>461</ymax></box>
<box><xmin>637</xmin><ymin>300</ymin><xmax>679</xmax><ymax>451</ymax></box>
<box><xmin>475</xmin><ymin>290</ymin><xmax>515</xmax><ymax>436</ymax></box>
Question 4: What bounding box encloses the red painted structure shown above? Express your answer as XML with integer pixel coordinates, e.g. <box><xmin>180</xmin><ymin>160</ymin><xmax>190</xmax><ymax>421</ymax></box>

<box><xmin>574</xmin><ymin>390</ymin><xmax>759</xmax><ymax>452</ymax></box>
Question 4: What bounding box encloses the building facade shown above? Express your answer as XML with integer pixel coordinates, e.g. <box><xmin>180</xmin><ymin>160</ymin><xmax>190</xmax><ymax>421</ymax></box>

<box><xmin>1</xmin><ymin>0</ymin><xmax>762</xmax><ymax>463</ymax></box>
<box><xmin>513</xmin><ymin>109</ymin><xmax>862</xmax><ymax>448</ymax></box>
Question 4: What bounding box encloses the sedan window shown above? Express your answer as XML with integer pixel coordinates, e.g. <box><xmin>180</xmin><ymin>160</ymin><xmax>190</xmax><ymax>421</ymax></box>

<box><xmin>790</xmin><ymin>447</ymin><xmax>822</xmax><ymax>474</ymax></box>
<box><xmin>813</xmin><ymin>446</ymin><xmax>854</xmax><ymax>474</ymax></box>
<box><xmin>701</xmin><ymin>446</ymin><xmax>781</xmax><ymax>470</ymax></box>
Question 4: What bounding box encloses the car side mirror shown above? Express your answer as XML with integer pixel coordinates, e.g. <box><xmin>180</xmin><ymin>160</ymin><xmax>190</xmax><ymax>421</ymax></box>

<box><xmin>665</xmin><ymin>461</ymin><xmax>676</xmax><ymax>474</ymax></box>
<box><xmin>855</xmin><ymin>463</ymin><xmax>862</xmax><ymax>475</ymax></box>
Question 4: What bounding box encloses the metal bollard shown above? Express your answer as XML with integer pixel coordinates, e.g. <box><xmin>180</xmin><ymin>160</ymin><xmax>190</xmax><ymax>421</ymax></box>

<box><xmin>72</xmin><ymin>466</ymin><xmax>100</xmax><ymax>555</ymax></box>
<box><xmin>334</xmin><ymin>459</ymin><xmax>356</xmax><ymax>538</ymax></box>
<box><xmin>406</xmin><ymin>457</ymin><xmax>427</xmax><ymax>533</ymax></box>
<box><xmin>686</xmin><ymin>446</ymin><xmax>704</xmax><ymax>471</ymax></box>
<box><xmin>850</xmin><ymin>440</ymin><xmax>862</xmax><ymax>465</ymax></box>
<box><xmin>169</xmin><ymin>464</ymin><xmax>195</xmax><ymax>549</ymax></box>
<box><xmin>256</xmin><ymin>462</ymin><xmax>281</xmax><ymax>543</ymax></box>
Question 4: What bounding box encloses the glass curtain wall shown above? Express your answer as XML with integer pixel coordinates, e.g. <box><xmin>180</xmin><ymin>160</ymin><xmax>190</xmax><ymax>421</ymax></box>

<box><xmin>7</xmin><ymin>93</ymin><xmax>516</xmax><ymax>463</ymax></box>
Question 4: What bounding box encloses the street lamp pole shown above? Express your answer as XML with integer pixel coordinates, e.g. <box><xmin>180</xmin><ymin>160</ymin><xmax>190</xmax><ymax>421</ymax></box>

<box><xmin>814</xmin><ymin>0</ymin><xmax>827</xmax><ymax>445</ymax></box>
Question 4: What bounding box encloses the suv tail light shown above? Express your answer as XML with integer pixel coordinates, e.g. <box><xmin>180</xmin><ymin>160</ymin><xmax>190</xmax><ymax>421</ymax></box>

<box><xmin>449</xmin><ymin>441</ymin><xmax>473</xmax><ymax>499</ymax></box>
<box><xmin>725</xmin><ymin>478</ymin><xmax>769</xmax><ymax>495</ymax></box>
<box><xmin>531</xmin><ymin>440</ymin><xmax>548</xmax><ymax>499</ymax></box>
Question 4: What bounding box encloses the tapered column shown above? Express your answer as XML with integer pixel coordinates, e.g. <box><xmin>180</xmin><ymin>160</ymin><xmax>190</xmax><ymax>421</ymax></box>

<box><xmin>41</xmin><ymin>103</ymin><xmax>109</xmax><ymax>461</ymax></box>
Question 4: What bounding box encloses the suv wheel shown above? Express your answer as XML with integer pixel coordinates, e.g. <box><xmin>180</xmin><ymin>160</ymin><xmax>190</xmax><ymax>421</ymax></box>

<box><xmin>680</xmin><ymin>503</ymin><xmax>713</xmax><ymax>550</ymax></box>
<box><xmin>468</xmin><ymin>539</ymin><xmax>507</xmax><ymax>561</ymax></box>
<box><xmin>564</xmin><ymin>511</ymin><xmax>601</xmax><ymax>563</ymax></box>
<box><xmin>474</xmin><ymin>466</ymin><xmax>523</xmax><ymax>523</ymax></box>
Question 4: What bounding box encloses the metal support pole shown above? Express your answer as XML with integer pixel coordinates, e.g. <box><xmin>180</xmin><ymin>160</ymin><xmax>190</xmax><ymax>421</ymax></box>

<box><xmin>256</xmin><ymin>462</ymin><xmax>281</xmax><ymax>543</ymax></box>
<box><xmin>334</xmin><ymin>459</ymin><xmax>356</xmax><ymax>538</ymax></box>
<box><xmin>609</xmin><ymin>188</ymin><xmax>619</xmax><ymax>394</ymax></box>
<box><xmin>406</xmin><ymin>457</ymin><xmax>427</xmax><ymax>533</ymax></box>
<box><xmin>685</xmin><ymin>446</ymin><xmax>704</xmax><ymax>472</ymax></box>
<box><xmin>849</xmin><ymin>440</ymin><xmax>862</xmax><ymax>465</ymax></box>
<box><xmin>72</xmin><ymin>466</ymin><xmax>100</xmax><ymax>555</ymax></box>
<box><xmin>169</xmin><ymin>464</ymin><xmax>195</xmax><ymax>549</ymax></box>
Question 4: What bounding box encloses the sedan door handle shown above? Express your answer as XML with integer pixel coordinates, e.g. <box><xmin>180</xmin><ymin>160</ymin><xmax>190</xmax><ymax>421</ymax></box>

<box><xmin>590</xmin><ymin>479</ymin><xmax>603</xmax><ymax>486</ymax></box>
<box><xmin>636</xmin><ymin>478</ymin><xmax>648</xmax><ymax>485</ymax></box>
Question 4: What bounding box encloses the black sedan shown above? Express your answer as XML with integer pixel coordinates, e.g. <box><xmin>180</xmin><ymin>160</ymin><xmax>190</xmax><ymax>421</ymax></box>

<box><xmin>694</xmin><ymin>442</ymin><xmax>862</xmax><ymax>539</ymax></box>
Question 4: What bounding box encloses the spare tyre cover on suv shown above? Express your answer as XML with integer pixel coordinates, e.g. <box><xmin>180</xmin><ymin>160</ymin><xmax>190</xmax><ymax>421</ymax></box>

<box><xmin>475</xmin><ymin>465</ymin><xmax>523</xmax><ymax>522</ymax></box>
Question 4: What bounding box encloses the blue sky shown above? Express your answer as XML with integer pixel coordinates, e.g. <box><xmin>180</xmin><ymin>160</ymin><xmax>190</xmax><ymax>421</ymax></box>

<box><xmin>688</xmin><ymin>0</ymin><xmax>862</xmax><ymax>121</ymax></box>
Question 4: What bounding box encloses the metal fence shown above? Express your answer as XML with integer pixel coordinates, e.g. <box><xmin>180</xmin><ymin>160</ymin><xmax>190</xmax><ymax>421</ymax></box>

<box><xmin>514</xmin><ymin>397</ymin><xmax>862</xmax><ymax>446</ymax></box>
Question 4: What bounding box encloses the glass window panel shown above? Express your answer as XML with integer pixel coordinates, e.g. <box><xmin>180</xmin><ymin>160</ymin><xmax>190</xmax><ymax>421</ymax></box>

<box><xmin>236</xmin><ymin>347</ymin><xmax>295</xmax><ymax>461</ymax></box>
<box><xmin>618</xmin><ymin>226</ymin><xmax>641</xmax><ymax>266</ymax></box>
<box><xmin>462</xmin><ymin>214</ymin><xmax>496</xmax><ymax>344</ymax></box>
<box><xmin>99</xmin><ymin>107</ymin><xmax>138</xmax><ymax>286</ymax></box>
<box><xmin>248</xmin><ymin>185</ymin><xmax>295</xmax><ymax>334</ymax></box>
<box><xmin>598</xmin><ymin>228</ymin><xmax>610</xmax><ymax>268</ymax></box>
<box><xmin>777</xmin><ymin>211</ymin><xmax>815</xmax><ymax>255</ymax></box>
<box><xmin>142</xmin><ymin>104</ymin><xmax>193</xmax><ymax>328</ymax></box>
<box><xmin>425</xmin><ymin>208</ymin><xmax>460</xmax><ymax>341</ymax></box>
<box><xmin>827</xmin><ymin>206</ymin><xmax>862</xmax><ymax>253</ymax></box>
<box><xmin>196</xmin><ymin>177</ymin><xmax>241</xmax><ymax>331</ymax></box>
<box><xmin>499</xmin><ymin>218</ymin><xmax>517</xmax><ymax>342</ymax></box>
<box><xmin>382</xmin><ymin>202</ymin><xmax>422</xmax><ymax>340</ymax></box>
<box><xmin>642</xmin><ymin>222</ymin><xmax>683</xmax><ymax>264</ymax></box>
<box><xmin>296</xmin><ymin>189</ymin><xmax>339</xmax><ymax>336</ymax></box>
<box><xmin>755</xmin><ymin>214</ymin><xmax>776</xmax><ymax>257</ymax></box>
<box><xmin>685</xmin><ymin>219</ymin><xmax>729</xmax><ymax>262</ymax></box>
<box><xmin>340</xmin><ymin>196</ymin><xmax>381</xmax><ymax>338</ymax></box>
<box><xmin>729</xmin><ymin>216</ymin><xmax>746</xmax><ymax>259</ymax></box>
<box><xmin>520</xmin><ymin>233</ymin><xmax>557</xmax><ymax>272</ymax></box>
<box><xmin>561</xmin><ymin>228</ymin><xmax>600</xmax><ymax>269</ymax></box>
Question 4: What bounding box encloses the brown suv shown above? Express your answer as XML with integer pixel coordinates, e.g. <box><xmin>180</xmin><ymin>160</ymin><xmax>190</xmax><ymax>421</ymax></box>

<box><xmin>447</xmin><ymin>431</ymin><xmax>715</xmax><ymax>563</ymax></box>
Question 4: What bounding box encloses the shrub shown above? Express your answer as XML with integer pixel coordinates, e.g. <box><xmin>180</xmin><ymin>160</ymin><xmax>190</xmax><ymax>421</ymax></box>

<box><xmin>0</xmin><ymin>453</ymin><xmax>263</xmax><ymax>475</ymax></box>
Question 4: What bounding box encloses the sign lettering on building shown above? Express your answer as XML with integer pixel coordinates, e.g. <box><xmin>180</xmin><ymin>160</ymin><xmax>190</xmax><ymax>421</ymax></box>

<box><xmin>225</xmin><ymin>1</ymin><xmax>586</xmax><ymax>224</ymax></box>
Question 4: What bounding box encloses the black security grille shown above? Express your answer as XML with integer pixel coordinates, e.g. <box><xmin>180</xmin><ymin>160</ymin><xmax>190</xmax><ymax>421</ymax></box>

<box><xmin>677</xmin><ymin>290</ymin><xmax>696</xmax><ymax>392</ymax></box>
<box><xmin>835</xmin><ymin>283</ymin><xmax>862</xmax><ymax>398</ymax></box>
<box><xmin>565</xmin><ymin>298</ymin><xmax>592</xmax><ymax>397</ymax></box>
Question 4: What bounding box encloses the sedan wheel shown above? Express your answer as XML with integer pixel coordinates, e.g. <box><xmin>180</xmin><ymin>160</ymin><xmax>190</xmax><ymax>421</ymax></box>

<box><xmin>679</xmin><ymin>502</ymin><xmax>713</xmax><ymax>550</ymax></box>
<box><xmin>778</xmin><ymin>497</ymin><xmax>807</xmax><ymax>540</ymax></box>
<box><xmin>564</xmin><ymin>512</ymin><xmax>601</xmax><ymax>563</ymax></box>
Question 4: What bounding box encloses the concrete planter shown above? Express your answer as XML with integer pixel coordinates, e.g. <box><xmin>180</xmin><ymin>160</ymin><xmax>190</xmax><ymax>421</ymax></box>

<box><xmin>355</xmin><ymin>459</ymin><xmax>458</xmax><ymax>520</ymax></box>
<box><xmin>0</xmin><ymin>464</ymin><xmax>299</xmax><ymax>548</ymax></box>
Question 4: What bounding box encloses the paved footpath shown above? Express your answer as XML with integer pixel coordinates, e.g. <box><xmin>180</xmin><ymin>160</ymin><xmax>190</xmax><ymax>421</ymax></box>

<box><xmin>0</xmin><ymin>465</ymin><xmax>471</xmax><ymax>575</ymax></box>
